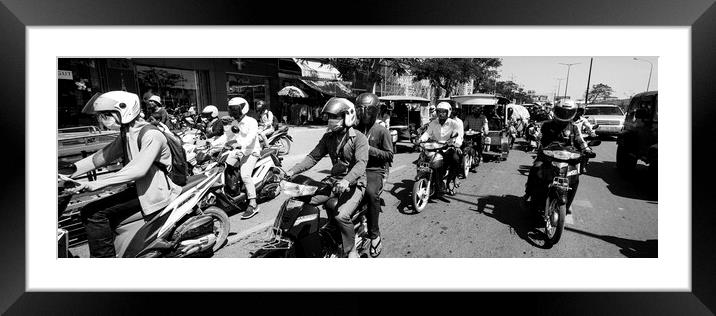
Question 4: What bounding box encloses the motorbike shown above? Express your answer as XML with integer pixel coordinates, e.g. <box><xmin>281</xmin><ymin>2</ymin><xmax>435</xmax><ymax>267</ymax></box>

<box><xmin>260</xmin><ymin>124</ymin><xmax>293</xmax><ymax>155</ymax></box>
<box><xmin>462</xmin><ymin>130</ymin><xmax>483</xmax><ymax>177</ymax></box>
<box><xmin>251</xmin><ymin>175</ymin><xmax>373</xmax><ymax>258</ymax></box>
<box><xmin>411</xmin><ymin>139</ymin><xmax>459</xmax><ymax>213</ymax></box>
<box><xmin>57</xmin><ymin>165</ymin><xmax>231</xmax><ymax>258</ymax></box>
<box><xmin>529</xmin><ymin>140</ymin><xmax>600</xmax><ymax>246</ymax></box>
<box><xmin>507</xmin><ymin>121</ymin><xmax>518</xmax><ymax>149</ymax></box>
<box><xmin>525</xmin><ymin>121</ymin><xmax>541</xmax><ymax>152</ymax></box>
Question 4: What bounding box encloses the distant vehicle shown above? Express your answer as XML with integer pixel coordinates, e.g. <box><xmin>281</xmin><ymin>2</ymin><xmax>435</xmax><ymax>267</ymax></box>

<box><xmin>616</xmin><ymin>91</ymin><xmax>658</xmax><ymax>179</ymax></box>
<box><xmin>583</xmin><ymin>104</ymin><xmax>626</xmax><ymax>136</ymax></box>
<box><xmin>451</xmin><ymin>94</ymin><xmax>512</xmax><ymax>161</ymax></box>
<box><xmin>379</xmin><ymin>95</ymin><xmax>431</xmax><ymax>145</ymax></box>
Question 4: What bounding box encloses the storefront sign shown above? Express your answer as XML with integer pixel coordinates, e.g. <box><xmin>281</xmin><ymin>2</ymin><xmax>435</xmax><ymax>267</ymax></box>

<box><xmin>58</xmin><ymin>70</ymin><xmax>73</xmax><ymax>80</ymax></box>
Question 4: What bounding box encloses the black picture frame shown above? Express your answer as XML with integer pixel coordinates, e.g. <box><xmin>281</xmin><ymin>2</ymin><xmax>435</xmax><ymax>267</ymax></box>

<box><xmin>1</xmin><ymin>0</ymin><xmax>714</xmax><ymax>314</ymax></box>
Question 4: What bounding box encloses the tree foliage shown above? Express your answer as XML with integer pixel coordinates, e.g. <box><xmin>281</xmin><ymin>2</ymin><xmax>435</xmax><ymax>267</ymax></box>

<box><xmin>318</xmin><ymin>58</ymin><xmax>412</xmax><ymax>93</ymax></box>
<box><xmin>493</xmin><ymin>80</ymin><xmax>533</xmax><ymax>104</ymax></box>
<box><xmin>587</xmin><ymin>83</ymin><xmax>614</xmax><ymax>102</ymax></box>
<box><xmin>409</xmin><ymin>58</ymin><xmax>502</xmax><ymax>101</ymax></box>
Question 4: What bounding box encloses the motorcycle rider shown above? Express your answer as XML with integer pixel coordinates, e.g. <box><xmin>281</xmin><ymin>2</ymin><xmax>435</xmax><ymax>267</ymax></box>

<box><xmin>201</xmin><ymin>105</ymin><xmax>224</xmax><ymax>139</ymax></box>
<box><xmin>419</xmin><ymin>101</ymin><xmax>463</xmax><ymax>193</ymax></box>
<box><xmin>146</xmin><ymin>95</ymin><xmax>169</xmax><ymax>126</ymax></box>
<box><xmin>284</xmin><ymin>97</ymin><xmax>369</xmax><ymax>258</ymax></box>
<box><xmin>255</xmin><ymin>100</ymin><xmax>275</xmax><ymax>146</ymax></box>
<box><xmin>523</xmin><ymin>99</ymin><xmax>592</xmax><ymax>215</ymax></box>
<box><xmin>450</xmin><ymin>107</ymin><xmax>466</xmax><ymax>179</ymax></box>
<box><xmin>464</xmin><ymin>107</ymin><xmax>489</xmax><ymax>171</ymax></box>
<box><xmin>355</xmin><ymin>93</ymin><xmax>393</xmax><ymax>258</ymax></box>
<box><xmin>573</xmin><ymin>104</ymin><xmax>597</xmax><ymax>173</ymax></box>
<box><xmin>64</xmin><ymin>91</ymin><xmax>182</xmax><ymax>257</ymax></box>
<box><xmin>225</xmin><ymin>97</ymin><xmax>262</xmax><ymax>220</ymax></box>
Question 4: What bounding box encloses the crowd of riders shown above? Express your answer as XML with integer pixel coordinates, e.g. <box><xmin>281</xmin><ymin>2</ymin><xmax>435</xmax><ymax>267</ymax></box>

<box><xmin>63</xmin><ymin>87</ymin><xmax>598</xmax><ymax>258</ymax></box>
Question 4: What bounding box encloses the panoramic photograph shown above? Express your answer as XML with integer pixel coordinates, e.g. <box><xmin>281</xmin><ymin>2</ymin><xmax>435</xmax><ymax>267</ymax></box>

<box><xmin>56</xmin><ymin>57</ymin><xmax>658</xmax><ymax>258</ymax></box>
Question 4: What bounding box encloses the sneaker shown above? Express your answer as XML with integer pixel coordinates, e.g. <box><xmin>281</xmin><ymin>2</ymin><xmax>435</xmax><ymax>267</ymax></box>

<box><xmin>241</xmin><ymin>205</ymin><xmax>259</xmax><ymax>220</ymax></box>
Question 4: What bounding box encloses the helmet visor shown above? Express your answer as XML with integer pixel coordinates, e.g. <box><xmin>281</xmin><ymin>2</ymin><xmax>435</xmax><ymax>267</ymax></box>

<box><xmin>554</xmin><ymin>106</ymin><xmax>577</xmax><ymax>121</ymax></box>
<box><xmin>81</xmin><ymin>92</ymin><xmax>104</xmax><ymax>115</ymax></box>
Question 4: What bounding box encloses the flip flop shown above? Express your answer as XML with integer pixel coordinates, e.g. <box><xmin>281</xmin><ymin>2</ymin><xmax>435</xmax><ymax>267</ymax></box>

<box><xmin>370</xmin><ymin>237</ymin><xmax>383</xmax><ymax>258</ymax></box>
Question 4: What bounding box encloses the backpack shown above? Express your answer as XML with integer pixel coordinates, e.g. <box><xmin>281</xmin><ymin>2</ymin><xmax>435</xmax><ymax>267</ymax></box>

<box><xmin>135</xmin><ymin>124</ymin><xmax>189</xmax><ymax>186</ymax></box>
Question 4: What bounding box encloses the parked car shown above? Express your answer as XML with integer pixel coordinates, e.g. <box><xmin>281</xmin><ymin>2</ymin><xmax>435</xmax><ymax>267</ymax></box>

<box><xmin>583</xmin><ymin>104</ymin><xmax>626</xmax><ymax>136</ymax></box>
<box><xmin>616</xmin><ymin>91</ymin><xmax>658</xmax><ymax>178</ymax></box>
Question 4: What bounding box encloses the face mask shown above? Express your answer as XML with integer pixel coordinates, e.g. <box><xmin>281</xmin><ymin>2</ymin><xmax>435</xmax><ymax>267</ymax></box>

<box><xmin>327</xmin><ymin>118</ymin><xmax>344</xmax><ymax>133</ymax></box>
<box><xmin>99</xmin><ymin>113</ymin><xmax>121</xmax><ymax>130</ymax></box>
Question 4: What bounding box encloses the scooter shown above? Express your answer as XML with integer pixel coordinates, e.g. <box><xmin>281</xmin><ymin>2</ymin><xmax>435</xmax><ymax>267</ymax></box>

<box><xmin>529</xmin><ymin>140</ymin><xmax>600</xmax><ymax>246</ymax></box>
<box><xmin>411</xmin><ymin>138</ymin><xmax>459</xmax><ymax>213</ymax></box>
<box><xmin>251</xmin><ymin>174</ymin><xmax>373</xmax><ymax>258</ymax></box>
<box><xmin>462</xmin><ymin>130</ymin><xmax>483</xmax><ymax>177</ymax></box>
<box><xmin>58</xmin><ymin>166</ymin><xmax>231</xmax><ymax>258</ymax></box>
<box><xmin>525</xmin><ymin>122</ymin><xmax>541</xmax><ymax>152</ymax></box>
<box><xmin>261</xmin><ymin>124</ymin><xmax>293</xmax><ymax>155</ymax></box>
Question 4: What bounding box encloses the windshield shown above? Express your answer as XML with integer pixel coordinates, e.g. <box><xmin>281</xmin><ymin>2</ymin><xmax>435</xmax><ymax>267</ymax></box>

<box><xmin>585</xmin><ymin>106</ymin><xmax>624</xmax><ymax>116</ymax></box>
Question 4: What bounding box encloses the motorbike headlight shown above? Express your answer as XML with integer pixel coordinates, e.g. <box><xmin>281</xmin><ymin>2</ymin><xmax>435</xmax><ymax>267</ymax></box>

<box><xmin>483</xmin><ymin>137</ymin><xmax>491</xmax><ymax>144</ymax></box>
<box><xmin>280</xmin><ymin>181</ymin><xmax>318</xmax><ymax>197</ymax></box>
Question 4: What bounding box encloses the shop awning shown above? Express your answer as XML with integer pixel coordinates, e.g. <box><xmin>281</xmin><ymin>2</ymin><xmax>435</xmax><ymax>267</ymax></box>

<box><xmin>300</xmin><ymin>79</ymin><xmax>354</xmax><ymax>98</ymax></box>
<box><xmin>293</xmin><ymin>58</ymin><xmax>341</xmax><ymax>80</ymax></box>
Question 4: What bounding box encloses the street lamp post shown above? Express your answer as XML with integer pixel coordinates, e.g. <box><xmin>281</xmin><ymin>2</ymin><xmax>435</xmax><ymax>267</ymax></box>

<box><xmin>559</xmin><ymin>62</ymin><xmax>580</xmax><ymax>100</ymax></box>
<box><xmin>633</xmin><ymin>58</ymin><xmax>653</xmax><ymax>91</ymax></box>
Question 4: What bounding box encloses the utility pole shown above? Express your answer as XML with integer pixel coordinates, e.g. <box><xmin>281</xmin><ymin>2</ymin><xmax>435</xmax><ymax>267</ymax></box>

<box><xmin>584</xmin><ymin>58</ymin><xmax>593</xmax><ymax>106</ymax></box>
<box><xmin>559</xmin><ymin>62</ymin><xmax>580</xmax><ymax>100</ymax></box>
<box><xmin>555</xmin><ymin>78</ymin><xmax>564</xmax><ymax>102</ymax></box>
<box><xmin>633</xmin><ymin>58</ymin><xmax>653</xmax><ymax>92</ymax></box>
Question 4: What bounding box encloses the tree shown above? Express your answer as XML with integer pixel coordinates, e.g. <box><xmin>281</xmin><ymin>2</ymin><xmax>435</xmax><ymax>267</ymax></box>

<box><xmin>409</xmin><ymin>58</ymin><xmax>502</xmax><ymax>103</ymax></box>
<box><xmin>587</xmin><ymin>83</ymin><xmax>614</xmax><ymax>102</ymax></box>
<box><xmin>318</xmin><ymin>58</ymin><xmax>412</xmax><ymax>94</ymax></box>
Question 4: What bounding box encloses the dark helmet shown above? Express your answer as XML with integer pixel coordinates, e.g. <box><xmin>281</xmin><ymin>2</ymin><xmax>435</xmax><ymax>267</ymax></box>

<box><xmin>355</xmin><ymin>93</ymin><xmax>380</xmax><ymax>123</ymax></box>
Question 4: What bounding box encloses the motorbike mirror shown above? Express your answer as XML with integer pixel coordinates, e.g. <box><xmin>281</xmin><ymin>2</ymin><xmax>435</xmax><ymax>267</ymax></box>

<box><xmin>588</xmin><ymin>140</ymin><xmax>601</xmax><ymax>147</ymax></box>
<box><xmin>231</xmin><ymin>126</ymin><xmax>240</xmax><ymax>134</ymax></box>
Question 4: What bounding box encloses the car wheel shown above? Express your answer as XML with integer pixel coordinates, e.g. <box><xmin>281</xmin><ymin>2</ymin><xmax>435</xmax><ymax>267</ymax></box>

<box><xmin>616</xmin><ymin>145</ymin><xmax>636</xmax><ymax>174</ymax></box>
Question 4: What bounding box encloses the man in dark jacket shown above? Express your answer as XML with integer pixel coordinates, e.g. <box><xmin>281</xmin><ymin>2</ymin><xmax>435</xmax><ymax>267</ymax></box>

<box><xmin>355</xmin><ymin>93</ymin><xmax>393</xmax><ymax>257</ymax></box>
<box><xmin>285</xmin><ymin>97</ymin><xmax>369</xmax><ymax>258</ymax></box>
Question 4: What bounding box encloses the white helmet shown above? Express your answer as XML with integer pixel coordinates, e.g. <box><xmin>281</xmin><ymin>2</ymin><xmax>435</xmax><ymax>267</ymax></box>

<box><xmin>148</xmin><ymin>95</ymin><xmax>162</xmax><ymax>106</ymax></box>
<box><xmin>554</xmin><ymin>99</ymin><xmax>577</xmax><ymax>122</ymax></box>
<box><xmin>228</xmin><ymin>97</ymin><xmax>250</xmax><ymax>115</ymax></box>
<box><xmin>82</xmin><ymin>91</ymin><xmax>142</xmax><ymax>124</ymax></box>
<box><xmin>436</xmin><ymin>101</ymin><xmax>452</xmax><ymax>116</ymax></box>
<box><xmin>201</xmin><ymin>105</ymin><xmax>219</xmax><ymax>118</ymax></box>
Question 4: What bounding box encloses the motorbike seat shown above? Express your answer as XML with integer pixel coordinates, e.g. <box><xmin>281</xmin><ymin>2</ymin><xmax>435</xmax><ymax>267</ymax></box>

<box><xmin>181</xmin><ymin>174</ymin><xmax>208</xmax><ymax>194</ymax></box>
<box><xmin>259</xmin><ymin>148</ymin><xmax>277</xmax><ymax>159</ymax></box>
<box><xmin>118</xmin><ymin>210</ymin><xmax>144</xmax><ymax>226</ymax></box>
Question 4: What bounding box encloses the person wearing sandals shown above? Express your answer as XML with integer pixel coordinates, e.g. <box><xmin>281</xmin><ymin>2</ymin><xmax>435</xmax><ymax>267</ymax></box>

<box><xmin>355</xmin><ymin>93</ymin><xmax>393</xmax><ymax>257</ymax></box>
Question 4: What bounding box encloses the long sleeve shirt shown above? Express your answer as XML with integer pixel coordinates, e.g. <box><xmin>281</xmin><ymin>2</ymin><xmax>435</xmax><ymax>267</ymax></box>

<box><xmin>464</xmin><ymin>114</ymin><xmax>489</xmax><ymax>135</ymax></box>
<box><xmin>358</xmin><ymin>122</ymin><xmax>394</xmax><ymax>173</ymax></box>
<box><xmin>73</xmin><ymin>122</ymin><xmax>182</xmax><ymax>214</ymax></box>
<box><xmin>453</xmin><ymin>117</ymin><xmax>465</xmax><ymax>147</ymax></box>
<box><xmin>289</xmin><ymin>127</ymin><xmax>369</xmax><ymax>187</ymax></box>
<box><xmin>419</xmin><ymin>118</ymin><xmax>463</xmax><ymax>148</ymax></box>
<box><xmin>539</xmin><ymin>120</ymin><xmax>588</xmax><ymax>151</ymax></box>
<box><xmin>233</xmin><ymin>115</ymin><xmax>261</xmax><ymax>156</ymax></box>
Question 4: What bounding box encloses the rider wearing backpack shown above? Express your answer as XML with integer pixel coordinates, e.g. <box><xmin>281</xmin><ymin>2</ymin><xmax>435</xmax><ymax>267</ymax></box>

<box><xmin>66</xmin><ymin>91</ymin><xmax>183</xmax><ymax>258</ymax></box>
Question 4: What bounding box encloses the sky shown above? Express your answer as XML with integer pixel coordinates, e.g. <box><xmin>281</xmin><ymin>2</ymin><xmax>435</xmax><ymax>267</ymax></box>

<box><xmin>497</xmin><ymin>57</ymin><xmax>658</xmax><ymax>100</ymax></box>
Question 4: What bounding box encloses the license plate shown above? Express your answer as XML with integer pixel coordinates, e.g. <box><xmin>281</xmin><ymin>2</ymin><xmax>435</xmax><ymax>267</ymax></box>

<box><xmin>418</xmin><ymin>162</ymin><xmax>431</xmax><ymax>169</ymax></box>
<box><xmin>567</xmin><ymin>164</ymin><xmax>580</xmax><ymax>176</ymax></box>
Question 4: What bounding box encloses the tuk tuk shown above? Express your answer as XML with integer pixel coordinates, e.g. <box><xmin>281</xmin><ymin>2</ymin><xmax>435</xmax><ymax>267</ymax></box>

<box><xmin>451</xmin><ymin>94</ymin><xmax>512</xmax><ymax>161</ymax></box>
<box><xmin>379</xmin><ymin>95</ymin><xmax>431</xmax><ymax>145</ymax></box>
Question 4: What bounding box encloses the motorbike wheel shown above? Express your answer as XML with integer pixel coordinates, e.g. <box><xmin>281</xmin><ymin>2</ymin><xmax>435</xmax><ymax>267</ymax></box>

<box><xmin>277</xmin><ymin>137</ymin><xmax>291</xmax><ymax>155</ymax></box>
<box><xmin>202</xmin><ymin>206</ymin><xmax>230</xmax><ymax>252</ymax></box>
<box><xmin>463</xmin><ymin>153</ymin><xmax>472</xmax><ymax>178</ymax></box>
<box><xmin>544</xmin><ymin>196</ymin><xmax>566</xmax><ymax>246</ymax></box>
<box><xmin>412</xmin><ymin>178</ymin><xmax>430</xmax><ymax>213</ymax></box>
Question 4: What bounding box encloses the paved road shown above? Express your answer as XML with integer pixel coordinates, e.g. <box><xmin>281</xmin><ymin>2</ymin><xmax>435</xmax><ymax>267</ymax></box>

<box><xmin>69</xmin><ymin>127</ymin><xmax>657</xmax><ymax>258</ymax></box>
<box><xmin>215</xmin><ymin>134</ymin><xmax>658</xmax><ymax>258</ymax></box>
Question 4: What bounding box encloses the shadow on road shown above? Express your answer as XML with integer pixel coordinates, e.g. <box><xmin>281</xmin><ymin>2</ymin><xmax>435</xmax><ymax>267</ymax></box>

<box><xmin>564</xmin><ymin>226</ymin><xmax>657</xmax><ymax>257</ymax></box>
<box><xmin>388</xmin><ymin>179</ymin><xmax>418</xmax><ymax>215</ymax></box>
<box><xmin>586</xmin><ymin>160</ymin><xmax>657</xmax><ymax>202</ymax></box>
<box><xmin>458</xmin><ymin>194</ymin><xmax>549</xmax><ymax>249</ymax></box>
